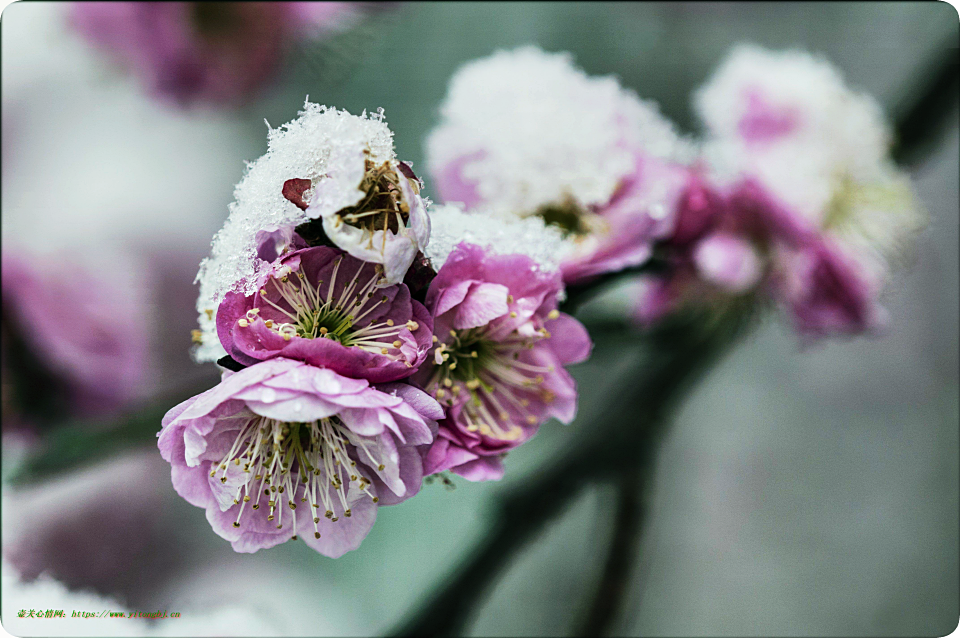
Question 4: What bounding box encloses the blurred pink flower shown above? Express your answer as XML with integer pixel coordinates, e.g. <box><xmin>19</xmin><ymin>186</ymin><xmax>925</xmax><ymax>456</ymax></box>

<box><xmin>70</xmin><ymin>2</ymin><xmax>363</xmax><ymax>106</ymax></box>
<box><xmin>425</xmin><ymin>46</ymin><xmax>690</xmax><ymax>288</ymax></box>
<box><xmin>1</xmin><ymin>250</ymin><xmax>149</xmax><ymax>421</ymax></box>
<box><xmin>216</xmin><ymin>246</ymin><xmax>433</xmax><ymax>383</ymax></box>
<box><xmin>632</xmin><ymin>177</ymin><xmax>883</xmax><ymax>337</ymax></box>
<box><xmin>158</xmin><ymin>358</ymin><xmax>441</xmax><ymax>556</ymax></box>
<box><xmin>414</xmin><ymin>243</ymin><xmax>592</xmax><ymax>481</ymax></box>
<box><xmin>559</xmin><ymin>152</ymin><xmax>690</xmax><ymax>285</ymax></box>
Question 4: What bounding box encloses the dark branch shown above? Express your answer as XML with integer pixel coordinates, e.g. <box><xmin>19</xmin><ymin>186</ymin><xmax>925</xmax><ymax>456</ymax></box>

<box><xmin>390</xmin><ymin>302</ymin><xmax>757</xmax><ymax>636</ymax></box>
<box><xmin>891</xmin><ymin>38</ymin><xmax>959</xmax><ymax>168</ymax></box>
<box><xmin>576</xmin><ymin>469</ymin><xmax>646</xmax><ymax>637</ymax></box>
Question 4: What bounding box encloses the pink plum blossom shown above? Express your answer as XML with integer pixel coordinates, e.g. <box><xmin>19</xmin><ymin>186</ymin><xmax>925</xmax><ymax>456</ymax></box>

<box><xmin>413</xmin><ymin>243</ymin><xmax>592</xmax><ymax>481</ymax></box>
<box><xmin>632</xmin><ymin>176</ymin><xmax>887</xmax><ymax>337</ymax></box>
<box><xmin>426</xmin><ymin>46</ymin><xmax>691</xmax><ymax>287</ymax></box>
<box><xmin>217</xmin><ymin>246</ymin><xmax>433</xmax><ymax>383</ymax></box>
<box><xmin>157</xmin><ymin>358</ymin><xmax>442</xmax><ymax>556</ymax></box>
<box><xmin>632</xmin><ymin>45</ymin><xmax>922</xmax><ymax>338</ymax></box>
<box><xmin>70</xmin><ymin>2</ymin><xmax>363</xmax><ymax>106</ymax></box>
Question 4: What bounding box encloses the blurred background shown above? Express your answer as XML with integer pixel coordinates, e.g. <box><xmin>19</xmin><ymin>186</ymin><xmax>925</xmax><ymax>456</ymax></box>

<box><xmin>1</xmin><ymin>2</ymin><xmax>957</xmax><ymax>636</ymax></box>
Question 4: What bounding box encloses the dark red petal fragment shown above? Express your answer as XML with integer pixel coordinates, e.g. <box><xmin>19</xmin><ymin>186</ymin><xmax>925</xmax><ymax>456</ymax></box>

<box><xmin>397</xmin><ymin>161</ymin><xmax>418</xmax><ymax>181</ymax></box>
<box><xmin>403</xmin><ymin>252</ymin><xmax>436</xmax><ymax>304</ymax></box>
<box><xmin>282</xmin><ymin>178</ymin><xmax>312</xmax><ymax>211</ymax></box>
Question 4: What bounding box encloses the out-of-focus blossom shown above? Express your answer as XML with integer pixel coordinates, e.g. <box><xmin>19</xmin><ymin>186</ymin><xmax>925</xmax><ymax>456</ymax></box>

<box><xmin>217</xmin><ymin>246</ymin><xmax>432</xmax><ymax>382</ymax></box>
<box><xmin>158</xmin><ymin>358</ymin><xmax>441</xmax><ymax>556</ymax></box>
<box><xmin>634</xmin><ymin>44</ymin><xmax>924</xmax><ymax>337</ymax></box>
<box><xmin>0</xmin><ymin>249</ymin><xmax>149</xmax><ymax>422</ymax></box>
<box><xmin>194</xmin><ymin>103</ymin><xmax>427</xmax><ymax>362</ymax></box>
<box><xmin>425</xmin><ymin>46</ymin><xmax>693</xmax><ymax>285</ymax></box>
<box><xmin>413</xmin><ymin>243</ymin><xmax>591</xmax><ymax>481</ymax></box>
<box><xmin>70</xmin><ymin>2</ymin><xmax>363</xmax><ymax>107</ymax></box>
<box><xmin>3</xmin><ymin>451</ymin><xmax>179</xmax><ymax>607</ymax></box>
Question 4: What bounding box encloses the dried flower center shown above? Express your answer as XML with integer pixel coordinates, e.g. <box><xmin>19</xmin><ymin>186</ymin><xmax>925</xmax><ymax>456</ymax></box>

<box><xmin>534</xmin><ymin>194</ymin><xmax>606</xmax><ymax>240</ymax></box>
<box><xmin>425</xmin><ymin>308</ymin><xmax>562</xmax><ymax>440</ymax></box>
<box><xmin>238</xmin><ymin>256</ymin><xmax>419</xmax><ymax>364</ymax></box>
<box><xmin>213</xmin><ymin>414</ymin><xmax>386</xmax><ymax>541</ymax></box>
<box><xmin>333</xmin><ymin>158</ymin><xmax>420</xmax><ymax>239</ymax></box>
<box><xmin>191</xmin><ymin>2</ymin><xmax>242</xmax><ymax>37</ymax></box>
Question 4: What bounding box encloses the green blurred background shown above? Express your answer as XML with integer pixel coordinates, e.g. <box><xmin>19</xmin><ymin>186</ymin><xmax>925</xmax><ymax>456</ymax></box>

<box><xmin>2</xmin><ymin>2</ymin><xmax>957</xmax><ymax>636</ymax></box>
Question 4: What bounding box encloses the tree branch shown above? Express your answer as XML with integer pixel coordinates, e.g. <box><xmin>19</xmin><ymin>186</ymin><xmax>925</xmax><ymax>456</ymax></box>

<box><xmin>891</xmin><ymin>38</ymin><xmax>959</xmax><ymax>168</ymax></box>
<box><xmin>390</xmin><ymin>302</ymin><xmax>756</xmax><ymax>636</ymax></box>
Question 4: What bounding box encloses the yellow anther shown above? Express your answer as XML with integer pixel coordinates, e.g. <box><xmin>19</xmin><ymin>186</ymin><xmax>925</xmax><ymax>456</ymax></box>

<box><xmin>547</xmin><ymin>309</ymin><xmax>560</xmax><ymax>320</ymax></box>
<box><xmin>264</xmin><ymin>320</ymin><xmax>273</xmax><ymax>328</ymax></box>
<box><xmin>386</xmin><ymin>319</ymin><xmax>394</xmax><ymax>326</ymax></box>
<box><xmin>406</xmin><ymin>320</ymin><xmax>419</xmax><ymax>331</ymax></box>
<box><xmin>392</xmin><ymin>340</ymin><xmax>402</xmax><ymax>348</ymax></box>
<box><xmin>510</xmin><ymin>311</ymin><xmax>518</xmax><ymax>318</ymax></box>
<box><xmin>526</xmin><ymin>415</ymin><xmax>537</xmax><ymax>424</ymax></box>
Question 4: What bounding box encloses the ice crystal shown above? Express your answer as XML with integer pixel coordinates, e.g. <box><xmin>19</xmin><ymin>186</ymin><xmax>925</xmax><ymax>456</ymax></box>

<box><xmin>425</xmin><ymin>204</ymin><xmax>572</xmax><ymax>273</ymax></box>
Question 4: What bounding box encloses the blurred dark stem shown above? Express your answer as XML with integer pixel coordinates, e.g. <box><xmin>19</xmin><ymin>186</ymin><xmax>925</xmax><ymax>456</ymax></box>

<box><xmin>576</xmin><ymin>468</ymin><xmax>645</xmax><ymax>637</ymax></box>
<box><xmin>560</xmin><ymin>258</ymin><xmax>665</xmax><ymax>315</ymax></box>
<box><xmin>8</xmin><ymin>385</ymin><xmax>204</xmax><ymax>485</ymax></box>
<box><xmin>391</xmin><ymin>300</ymin><xmax>757</xmax><ymax>637</ymax></box>
<box><xmin>891</xmin><ymin>38</ymin><xmax>959</xmax><ymax>168</ymax></box>
<box><xmin>1</xmin><ymin>304</ymin><xmax>71</xmax><ymax>425</ymax></box>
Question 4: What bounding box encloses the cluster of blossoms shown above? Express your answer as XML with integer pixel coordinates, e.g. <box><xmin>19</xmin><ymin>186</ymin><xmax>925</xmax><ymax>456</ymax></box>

<box><xmin>165</xmin><ymin>102</ymin><xmax>592</xmax><ymax>556</ymax></box>
<box><xmin>167</xmin><ymin>43</ymin><xmax>922</xmax><ymax>558</ymax></box>
<box><xmin>70</xmin><ymin>2</ymin><xmax>374</xmax><ymax>106</ymax></box>
<box><xmin>427</xmin><ymin>45</ymin><xmax>923</xmax><ymax>338</ymax></box>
